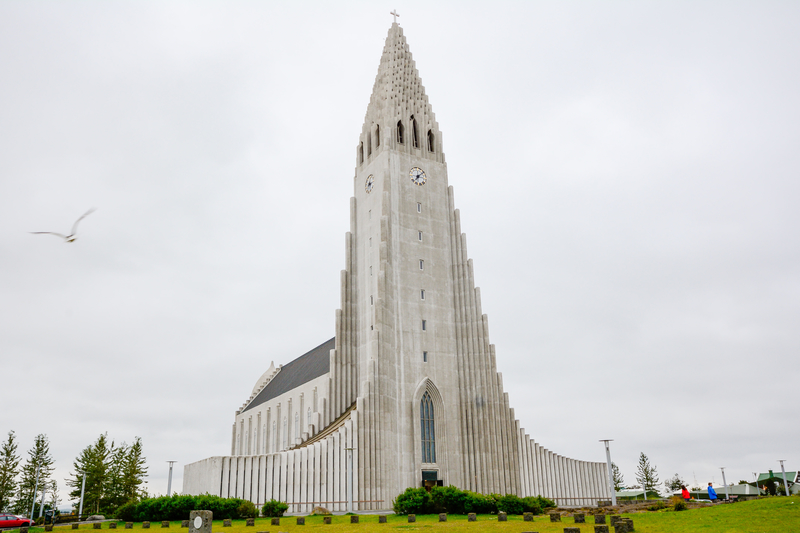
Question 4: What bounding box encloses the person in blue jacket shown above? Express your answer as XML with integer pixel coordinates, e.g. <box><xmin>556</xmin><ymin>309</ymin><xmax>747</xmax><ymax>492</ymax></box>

<box><xmin>708</xmin><ymin>482</ymin><xmax>719</xmax><ymax>502</ymax></box>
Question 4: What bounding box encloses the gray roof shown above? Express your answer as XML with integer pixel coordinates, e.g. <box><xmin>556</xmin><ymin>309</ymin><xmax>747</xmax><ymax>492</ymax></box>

<box><xmin>242</xmin><ymin>338</ymin><xmax>334</xmax><ymax>413</ymax></box>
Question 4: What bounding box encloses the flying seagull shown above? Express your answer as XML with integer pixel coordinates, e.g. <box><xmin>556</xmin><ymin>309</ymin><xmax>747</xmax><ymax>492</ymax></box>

<box><xmin>30</xmin><ymin>208</ymin><xmax>97</xmax><ymax>242</ymax></box>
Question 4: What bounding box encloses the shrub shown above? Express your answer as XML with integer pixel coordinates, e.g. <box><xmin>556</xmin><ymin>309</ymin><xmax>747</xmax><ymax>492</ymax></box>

<box><xmin>522</xmin><ymin>495</ymin><xmax>555</xmax><ymax>513</ymax></box>
<box><xmin>261</xmin><ymin>499</ymin><xmax>288</xmax><ymax>518</ymax></box>
<box><xmin>648</xmin><ymin>500</ymin><xmax>667</xmax><ymax>511</ymax></box>
<box><xmin>115</xmin><ymin>502</ymin><xmax>136</xmax><ymax>522</ymax></box>
<box><xmin>237</xmin><ymin>501</ymin><xmax>257</xmax><ymax>519</ymax></box>
<box><xmin>463</xmin><ymin>491</ymin><xmax>497</xmax><ymax>514</ymax></box>
<box><xmin>496</xmin><ymin>494</ymin><xmax>524</xmax><ymax>515</ymax></box>
<box><xmin>671</xmin><ymin>495</ymin><xmax>687</xmax><ymax>511</ymax></box>
<box><xmin>393</xmin><ymin>487</ymin><xmax>432</xmax><ymax>515</ymax></box>
<box><xmin>430</xmin><ymin>485</ymin><xmax>466</xmax><ymax>514</ymax></box>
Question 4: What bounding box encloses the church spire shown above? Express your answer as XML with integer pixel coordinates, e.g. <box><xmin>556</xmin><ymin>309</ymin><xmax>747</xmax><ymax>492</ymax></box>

<box><xmin>357</xmin><ymin>23</ymin><xmax>443</xmax><ymax>167</ymax></box>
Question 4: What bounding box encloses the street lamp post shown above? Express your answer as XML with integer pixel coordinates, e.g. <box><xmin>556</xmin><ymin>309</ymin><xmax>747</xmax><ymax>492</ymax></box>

<box><xmin>29</xmin><ymin>465</ymin><xmax>40</xmax><ymax>520</ymax></box>
<box><xmin>778</xmin><ymin>460</ymin><xmax>790</xmax><ymax>496</ymax></box>
<box><xmin>166</xmin><ymin>461</ymin><xmax>177</xmax><ymax>497</ymax></box>
<box><xmin>599</xmin><ymin>440</ymin><xmax>617</xmax><ymax>506</ymax></box>
<box><xmin>720</xmin><ymin>468</ymin><xmax>729</xmax><ymax>500</ymax></box>
<box><xmin>345</xmin><ymin>448</ymin><xmax>354</xmax><ymax>513</ymax></box>
<box><xmin>78</xmin><ymin>472</ymin><xmax>87</xmax><ymax>518</ymax></box>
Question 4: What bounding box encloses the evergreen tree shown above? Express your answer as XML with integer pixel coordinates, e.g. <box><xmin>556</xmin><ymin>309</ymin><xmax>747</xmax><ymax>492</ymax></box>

<box><xmin>48</xmin><ymin>479</ymin><xmax>59</xmax><ymax>513</ymax></box>
<box><xmin>0</xmin><ymin>431</ymin><xmax>21</xmax><ymax>512</ymax></box>
<box><xmin>611</xmin><ymin>462</ymin><xmax>625</xmax><ymax>491</ymax></box>
<box><xmin>664</xmin><ymin>473</ymin><xmax>685</xmax><ymax>493</ymax></box>
<box><xmin>67</xmin><ymin>434</ymin><xmax>112</xmax><ymax>515</ymax></box>
<box><xmin>120</xmin><ymin>437</ymin><xmax>147</xmax><ymax>502</ymax></box>
<box><xmin>634</xmin><ymin>452</ymin><xmax>660</xmax><ymax>496</ymax></box>
<box><xmin>14</xmin><ymin>434</ymin><xmax>54</xmax><ymax>516</ymax></box>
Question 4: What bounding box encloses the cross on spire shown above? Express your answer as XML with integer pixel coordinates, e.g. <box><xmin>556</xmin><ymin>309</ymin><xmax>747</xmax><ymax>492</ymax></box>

<box><xmin>390</xmin><ymin>10</ymin><xmax>399</xmax><ymax>23</ymax></box>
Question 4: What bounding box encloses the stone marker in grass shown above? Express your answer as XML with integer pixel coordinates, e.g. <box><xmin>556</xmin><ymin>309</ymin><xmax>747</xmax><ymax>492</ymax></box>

<box><xmin>549</xmin><ymin>513</ymin><xmax>561</xmax><ymax>522</ymax></box>
<box><xmin>246</xmin><ymin>519</ymin><xmax>255</xmax><ymax>527</ymax></box>
<box><xmin>45</xmin><ymin>525</ymin><xmax>53</xmax><ymax>532</ymax></box>
<box><xmin>72</xmin><ymin>524</ymin><xmax>79</xmax><ymax>530</ymax></box>
<box><xmin>323</xmin><ymin>517</ymin><xmax>331</xmax><ymax>525</ymax></box>
<box><xmin>564</xmin><ymin>528</ymin><xmax>581</xmax><ymax>533</ymax></box>
<box><xmin>594</xmin><ymin>525</ymin><xmax>609</xmax><ymax>533</ymax></box>
<box><xmin>270</xmin><ymin>518</ymin><xmax>280</xmax><ymax>526</ymax></box>
<box><xmin>574</xmin><ymin>513</ymin><xmax>585</xmax><ymax>523</ymax></box>
<box><xmin>378</xmin><ymin>516</ymin><xmax>387</xmax><ymax>523</ymax></box>
<box><xmin>94</xmin><ymin>524</ymin><xmax>101</xmax><ymax>529</ymax></box>
<box><xmin>350</xmin><ymin>516</ymin><xmax>359</xmax><ymax>524</ymax></box>
<box><xmin>408</xmin><ymin>514</ymin><xmax>416</xmax><ymax>523</ymax></box>
<box><xmin>296</xmin><ymin>517</ymin><xmax>304</xmax><ymax>525</ymax></box>
<box><xmin>468</xmin><ymin>513</ymin><xmax>476</xmax><ymax>522</ymax></box>
<box><xmin>222</xmin><ymin>520</ymin><xmax>231</xmax><ymax>527</ymax></box>
<box><xmin>523</xmin><ymin>512</ymin><xmax>533</xmax><ymax>521</ymax></box>
<box><xmin>143</xmin><ymin>522</ymin><xmax>150</xmax><ymax>529</ymax></box>
<box><xmin>109</xmin><ymin>524</ymin><xmax>117</xmax><ymax>530</ymax></box>
<box><xmin>498</xmin><ymin>512</ymin><xmax>507</xmax><ymax>522</ymax></box>
<box><xmin>162</xmin><ymin>521</ymin><xmax>170</xmax><ymax>528</ymax></box>
<box><xmin>439</xmin><ymin>514</ymin><xmax>446</xmax><ymax>522</ymax></box>
<box><xmin>125</xmin><ymin>523</ymin><xmax>133</xmax><ymax>529</ymax></box>
<box><xmin>594</xmin><ymin>514</ymin><xmax>606</xmax><ymax>524</ymax></box>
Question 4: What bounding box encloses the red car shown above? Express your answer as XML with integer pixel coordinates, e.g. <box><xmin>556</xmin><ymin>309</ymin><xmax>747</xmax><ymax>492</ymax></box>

<box><xmin>0</xmin><ymin>514</ymin><xmax>35</xmax><ymax>528</ymax></box>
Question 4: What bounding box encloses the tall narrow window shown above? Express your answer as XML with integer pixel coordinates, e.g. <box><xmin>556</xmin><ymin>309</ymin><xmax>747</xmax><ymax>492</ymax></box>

<box><xmin>359</xmin><ymin>142</ymin><xmax>364</xmax><ymax>164</ymax></box>
<box><xmin>370</xmin><ymin>295</ymin><xmax>373</xmax><ymax>305</ymax></box>
<box><xmin>422</xmin><ymin>320</ymin><xmax>426</xmax><ymax>331</ymax></box>
<box><xmin>375</xmin><ymin>124</ymin><xmax>380</xmax><ymax>147</ymax></box>
<box><xmin>367</xmin><ymin>133</ymin><xmax>372</xmax><ymax>157</ymax></box>
<box><xmin>423</xmin><ymin>351</ymin><xmax>428</xmax><ymax>362</ymax></box>
<box><xmin>396</xmin><ymin>120</ymin><xmax>404</xmax><ymax>144</ymax></box>
<box><xmin>418</xmin><ymin>231</ymin><xmax>422</xmax><ymax>241</ymax></box>
<box><xmin>420</xmin><ymin>289</ymin><xmax>425</xmax><ymax>300</ymax></box>
<box><xmin>412</xmin><ymin>117</ymin><xmax>419</xmax><ymax>148</ymax></box>
<box><xmin>417</xmin><ymin>202</ymin><xmax>422</xmax><ymax>213</ymax></box>
<box><xmin>419</xmin><ymin>259</ymin><xmax>424</xmax><ymax>270</ymax></box>
<box><xmin>428</xmin><ymin>129</ymin><xmax>435</xmax><ymax>152</ymax></box>
<box><xmin>420</xmin><ymin>391</ymin><xmax>436</xmax><ymax>463</ymax></box>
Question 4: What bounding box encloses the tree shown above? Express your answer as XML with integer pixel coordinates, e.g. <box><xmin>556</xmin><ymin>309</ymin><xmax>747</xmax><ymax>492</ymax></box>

<box><xmin>0</xmin><ymin>431</ymin><xmax>21</xmax><ymax>512</ymax></box>
<box><xmin>634</xmin><ymin>452</ymin><xmax>660</xmax><ymax>497</ymax></box>
<box><xmin>611</xmin><ymin>462</ymin><xmax>625</xmax><ymax>491</ymax></box>
<box><xmin>119</xmin><ymin>437</ymin><xmax>147</xmax><ymax>503</ymax></box>
<box><xmin>67</xmin><ymin>435</ymin><xmax>147</xmax><ymax>516</ymax></box>
<box><xmin>14</xmin><ymin>434</ymin><xmax>54</xmax><ymax>516</ymax></box>
<box><xmin>67</xmin><ymin>434</ymin><xmax>112</xmax><ymax>514</ymax></box>
<box><xmin>664</xmin><ymin>473</ymin><xmax>685</xmax><ymax>493</ymax></box>
<box><xmin>45</xmin><ymin>479</ymin><xmax>60</xmax><ymax>513</ymax></box>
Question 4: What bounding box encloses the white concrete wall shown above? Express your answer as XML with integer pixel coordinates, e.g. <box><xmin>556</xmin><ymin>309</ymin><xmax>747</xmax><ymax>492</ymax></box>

<box><xmin>184</xmin><ymin>410</ymin><xmax>359</xmax><ymax>512</ymax></box>
<box><xmin>233</xmin><ymin>373</ymin><xmax>328</xmax><ymax>456</ymax></box>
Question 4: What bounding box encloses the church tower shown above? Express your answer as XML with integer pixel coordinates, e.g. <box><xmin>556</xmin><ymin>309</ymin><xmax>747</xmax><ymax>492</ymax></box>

<box><xmin>183</xmin><ymin>22</ymin><xmax>612</xmax><ymax>512</ymax></box>
<box><xmin>332</xmin><ymin>22</ymin><xmax>523</xmax><ymax>504</ymax></box>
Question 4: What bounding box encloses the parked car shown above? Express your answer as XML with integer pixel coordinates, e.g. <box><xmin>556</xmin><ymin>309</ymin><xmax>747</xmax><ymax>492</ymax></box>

<box><xmin>0</xmin><ymin>514</ymin><xmax>35</xmax><ymax>528</ymax></box>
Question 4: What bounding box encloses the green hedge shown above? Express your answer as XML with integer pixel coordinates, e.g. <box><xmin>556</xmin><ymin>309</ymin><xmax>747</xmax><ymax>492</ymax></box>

<box><xmin>115</xmin><ymin>494</ymin><xmax>264</xmax><ymax>522</ymax></box>
<box><xmin>392</xmin><ymin>485</ymin><xmax>555</xmax><ymax>515</ymax></box>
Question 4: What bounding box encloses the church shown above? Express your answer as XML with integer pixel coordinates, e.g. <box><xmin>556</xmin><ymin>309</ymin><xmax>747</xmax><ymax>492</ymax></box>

<box><xmin>183</xmin><ymin>21</ymin><xmax>612</xmax><ymax>511</ymax></box>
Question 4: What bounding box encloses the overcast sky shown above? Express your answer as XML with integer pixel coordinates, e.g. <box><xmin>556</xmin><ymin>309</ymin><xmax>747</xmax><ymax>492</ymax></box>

<box><xmin>2</xmin><ymin>1</ymin><xmax>799</xmax><ymax>507</ymax></box>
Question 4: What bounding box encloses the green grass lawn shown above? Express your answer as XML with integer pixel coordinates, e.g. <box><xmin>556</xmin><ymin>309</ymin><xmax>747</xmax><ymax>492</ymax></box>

<box><xmin>16</xmin><ymin>497</ymin><xmax>799</xmax><ymax>533</ymax></box>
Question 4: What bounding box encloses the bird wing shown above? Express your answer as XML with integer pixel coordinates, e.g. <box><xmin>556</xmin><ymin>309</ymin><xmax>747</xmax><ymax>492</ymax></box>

<box><xmin>30</xmin><ymin>232</ymin><xmax>68</xmax><ymax>240</ymax></box>
<box><xmin>71</xmin><ymin>207</ymin><xmax>97</xmax><ymax>235</ymax></box>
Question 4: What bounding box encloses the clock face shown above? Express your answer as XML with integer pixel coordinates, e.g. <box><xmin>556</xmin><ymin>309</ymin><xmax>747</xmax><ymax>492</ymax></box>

<box><xmin>365</xmin><ymin>175</ymin><xmax>374</xmax><ymax>193</ymax></box>
<box><xmin>410</xmin><ymin>167</ymin><xmax>427</xmax><ymax>186</ymax></box>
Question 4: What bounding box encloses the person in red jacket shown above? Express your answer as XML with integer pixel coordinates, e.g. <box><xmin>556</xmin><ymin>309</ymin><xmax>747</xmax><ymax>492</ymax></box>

<box><xmin>681</xmin><ymin>485</ymin><xmax>691</xmax><ymax>501</ymax></box>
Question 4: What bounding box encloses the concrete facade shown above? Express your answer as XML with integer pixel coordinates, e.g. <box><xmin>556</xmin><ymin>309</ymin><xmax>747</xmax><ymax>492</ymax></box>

<box><xmin>183</xmin><ymin>23</ymin><xmax>612</xmax><ymax>510</ymax></box>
